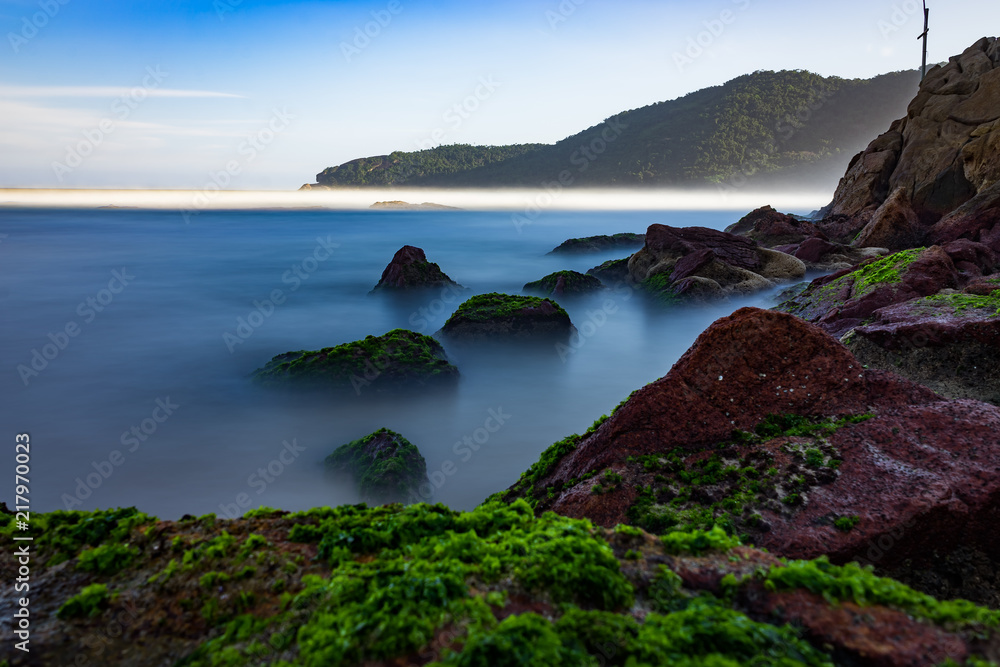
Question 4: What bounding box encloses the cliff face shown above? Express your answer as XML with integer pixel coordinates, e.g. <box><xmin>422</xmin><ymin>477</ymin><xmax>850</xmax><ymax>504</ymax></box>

<box><xmin>822</xmin><ymin>37</ymin><xmax>1000</xmax><ymax>250</ymax></box>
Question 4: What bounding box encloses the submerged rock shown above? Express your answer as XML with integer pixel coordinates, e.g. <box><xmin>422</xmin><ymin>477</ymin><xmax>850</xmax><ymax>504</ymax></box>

<box><xmin>252</xmin><ymin>328</ymin><xmax>459</xmax><ymax>394</ymax></box>
<box><xmin>325</xmin><ymin>428</ymin><xmax>428</xmax><ymax>504</ymax></box>
<box><xmin>586</xmin><ymin>257</ymin><xmax>633</xmax><ymax>285</ymax></box>
<box><xmin>548</xmin><ymin>232</ymin><xmax>645</xmax><ymax>254</ymax></box>
<box><xmin>628</xmin><ymin>224</ymin><xmax>805</xmax><ymax>303</ymax></box>
<box><xmin>500</xmin><ymin>307</ymin><xmax>1000</xmax><ymax>606</ymax></box>
<box><xmin>437</xmin><ymin>292</ymin><xmax>574</xmax><ymax>342</ymax></box>
<box><xmin>371</xmin><ymin>245</ymin><xmax>463</xmax><ymax>292</ymax></box>
<box><xmin>523</xmin><ymin>270</ymin><xmax>604</xmax><ymax>297</ymax></box>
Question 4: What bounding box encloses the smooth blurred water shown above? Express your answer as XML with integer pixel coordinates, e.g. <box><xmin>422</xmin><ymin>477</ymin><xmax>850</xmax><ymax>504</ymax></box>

<box><xmin>0</xmin><ymin>207</ymin><xmax>813</xmax><ymax>518</ymax></box>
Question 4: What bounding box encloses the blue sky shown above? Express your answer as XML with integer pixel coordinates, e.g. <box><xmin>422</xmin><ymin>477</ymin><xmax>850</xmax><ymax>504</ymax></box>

<box><xmin>0</xmin><ymin>0</ymin><xmax>997</xmax><ymax>190</ymax></box>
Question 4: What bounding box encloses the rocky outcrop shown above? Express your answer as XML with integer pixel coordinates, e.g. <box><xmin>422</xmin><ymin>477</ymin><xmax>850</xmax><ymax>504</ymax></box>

<box><xmin>10</xmin><ymin>503</ymin><xmax>1000</xmax><ymax>666</ymax></box>
<box><xmin>252</xmin><ymin>329</ymin><xmax>459</xmax><ymax>394</ymax></box>
<box><xmin>724</xmin><ymin>206</ymin><xmax>823</xmax><ymax>247</ymax></box>
<box><xmin>501</xmin><ymin>307</ymin><xmax>1000</xmax><ymax>605</ymax></box>
<box><xmin>628</xmin><ymin>224</ymin><xmax>805</xmax><ymax>302</ymax></box>
<box><xmin>437</xmin><ymin>293</ymin><xmax>574</xmax><ymax>342</ymax></box>
<box><xmin>548</xmin><ymin>233</ymin><xmax>645</xmax><ymax>254</ymax></box>
<box><xmin>325</xmin><ymin>428</ymin><xmax>429</xmax><ymax>504</ymax></box>
<box><xmin>819</xmin><ymin>37</ymin><xmax>1000</xmax><ymax>251</ymax></box>
<box><xmin>523</xmin><ymin>270</ymin><xmax>604</xmax><ymax>297</ymax></box>
<box><xmin>369</xmin><ymin>201</ymin><xmax>460</xmax><ymax>210</ymax></box>
<box><xmin>371</xmin><ymin>245</ymin><xmax>463</xmax><ymax>292</ymax></box>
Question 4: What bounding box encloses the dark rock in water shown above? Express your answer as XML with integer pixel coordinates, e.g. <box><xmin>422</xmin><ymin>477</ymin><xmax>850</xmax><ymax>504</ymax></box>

<box><xmin>586</xmin><ymin>257</ymin><xmax>633</xmax><ymax>285</ymax></box>
<box><xmin>499</xmin><ymin>307</ymin><xmax>1000</xmax><ymax>607</ymax></box>
<box><xmin>774</xmin><ymin>246</ymin><xmax>963</xmax><ymax>338</ymax></box>
<box><xmin>725</xmin><ymin>205</ymin><xmax>826</xmax><ymax>247</ymax></box>
<box><xmin>438</xmin><ymin>292</ymin><xmax>574</xmax><ymax>342</ymax></box>
<box><xmin>252</xmin><ymin>329</ymin><xmax>459</xmax><ymax>394</ymax></box>
<box><xmin>523</xmin><ymin>270</ymin><xmax>604</xmax><ymax>297</ymax></box>
<box><xmin>843</xmin><ymin>290</ymin><xmax>1000</xmax><ymax>405</ymax></box>
<box><xmin>371</xmin><ymin>245</ymin><xmax>463</xmax><ymax>292</ymax></box>
<box><xmin>629</xmin><ymin>224</ymin><xmax>805</xmax><ymax>303</ymax></box>
<box><xmin>325</xmin><ymin>428</ymin><xmax>428</xmax><ymax>504</ymax></box>
<box><xmin>817</xmin><ymin>37</ymin><xmax>1000</xmax><ymax>250</ymax></box>
<box><xmin>548</xmin><ymin>233</ymin><xmax>645</xmax><ymax>254</ymax></box>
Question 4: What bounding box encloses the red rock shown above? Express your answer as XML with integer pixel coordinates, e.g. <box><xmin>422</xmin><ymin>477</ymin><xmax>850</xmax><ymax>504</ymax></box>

<box><xmin>372</xmin><ymin>245</ymin><xmax>462</xmax><ymax>291</ymax></box>
<box><xmin>725</xmin><ymin>206</ymin><xmax>826</xmax><ymax>247</ymax></box>
<box><xmin>794</xmin><ymin>237</ymin><xmax>838</xmax><ymax>264</ymax></box>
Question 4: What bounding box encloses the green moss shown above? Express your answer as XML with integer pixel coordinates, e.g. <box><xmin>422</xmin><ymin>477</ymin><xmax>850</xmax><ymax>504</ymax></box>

<box><xmin>253</xmin><ymin>328</ymin><xmax>458</xmax><ymax>391</ymax></box>
<box><xmin>0</xmin><ymin>507</ymin><xmax>152</xmax><ymax>566</ymax></box>
<box><xmin>921</xmin><ymin>290</ymin><xmax>1000</xmax><ymax>317</ymax></box>
<box><xmin>764</xmin><ymin>556</ymin><xmax>1000</xmax><ymax>630</ymax></box>
<box><xmin>76</xmin><ymin>543</ymin><xmax>139</xmax><ymax>575</ymax></box>
<box><xmin>849</xmin><ymin>247</ymin><xmax>923</xmax><ymax>296</ymax></box>
<box><xmin>443</xmin><ymin>292</ymin><xmax>569</xmax><ymax>325</ymax></box>
<box><xmin>57</xmin><ymin>583</ymin><xmax>110</xmax><ymax>619</ymax></box>
<box><xmin>833</xmin><ymin>516</ymin><xmax>860</xmax><ymax>532</ymax></box>
<box><xmin>523</xmin><ymin>270</ymin><xmax>604</xmax><ymax>297</ymax></box>
<box><xmin>325</xmin><ymin>428</ymin><xmax>428</xmax><ymax>504</ymax></box>
<box><xmin>662</xmin><ymin>526</ymin><xmax>742</xmax><ymax>555</ymax></box>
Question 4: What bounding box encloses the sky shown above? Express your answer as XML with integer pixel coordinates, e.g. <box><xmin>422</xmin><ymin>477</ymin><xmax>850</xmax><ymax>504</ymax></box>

<box><xmin>0</xmin><ymin>0</ymin><xmax>997</xmax><ymax>191</ymax></box>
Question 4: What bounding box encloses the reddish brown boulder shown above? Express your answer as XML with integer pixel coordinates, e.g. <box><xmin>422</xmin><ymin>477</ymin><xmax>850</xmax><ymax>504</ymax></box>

<box><xmin>724</xmin><ymin>205</ymin><xmax>825</xmax><ymax>247</ymax></box>
<box><xmin>371</xmin><ymin>245</ymin><xmax>463</xmax><ymax>292</ymax></box>
<box><xmin>503</xmin><ymin>307</ymin><xmax>1000</xmax><ymax>605</ymax></box>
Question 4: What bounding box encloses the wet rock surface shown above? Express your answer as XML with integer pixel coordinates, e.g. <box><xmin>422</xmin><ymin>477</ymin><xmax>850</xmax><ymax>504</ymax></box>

<box><xmin>371</xmin><ymin>245</ymin><xmax>463</xmax><ymax>292</ymax></box>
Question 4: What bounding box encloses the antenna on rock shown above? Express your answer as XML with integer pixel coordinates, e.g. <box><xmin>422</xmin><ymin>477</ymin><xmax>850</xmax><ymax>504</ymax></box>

<box><xmin>918</xmin><ymin>1</ymin><xmax>930</xmax><ymax>81</ymax></box>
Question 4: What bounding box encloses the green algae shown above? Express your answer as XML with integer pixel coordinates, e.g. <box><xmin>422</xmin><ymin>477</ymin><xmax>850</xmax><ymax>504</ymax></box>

<box><xmin>325</xmin><ymin>428</ymin><xmax>428</xmax><ymax>504</ymax></box>
<box><xmin>57</xmin><ymin>583</ymin><xmax>110</xmax><ymax>619</ymax></box>
<box><xmin>922</xmin><ymin>290</ymin><xmax>1000</xmax><ymax>316</ymax></box>
<box><xmin>252</xmin><ymin>328</ymin><xmax>458</xmax><ymax>391</ymax></box>
<box><xmin>523</xmin><ymin>270</ymin><xmax>604</xmax><ymax>296</ymax></box>
<box><xmin>443</xmin><ymin>292</ymin><xmax>569</xmax><ymax>325</ymax></box>
<box><xmin>76</xmin><ymin>543</ymin><xmax>139</xmax><ymax>575</ymax></box>
<box><xmin>848</xmin><ymin>247</ymin><xmax>923</xmax><ymax>297</ymax></box>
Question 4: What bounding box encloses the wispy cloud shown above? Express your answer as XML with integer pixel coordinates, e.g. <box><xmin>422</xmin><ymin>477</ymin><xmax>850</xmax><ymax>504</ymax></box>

<box><xmin>0</xmin><ymin>85</ymin><xmax>244</xmax><ymax>99</ymax></box>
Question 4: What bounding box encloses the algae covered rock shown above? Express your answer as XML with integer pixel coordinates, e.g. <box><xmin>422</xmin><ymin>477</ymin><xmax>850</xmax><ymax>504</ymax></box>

<box><xmin>586</xmin><ymin>257</ymin><xmax>633</xmax><ymax>285</ymax></box>
<box><xmin>843</xmin><ymin>290</ymin><xmax>1000</xmax><ymax>404</ymax></box>
<box><xmin>499</xmin><ymin>307</ymin><xmax>1000</xmax><ymax>608</ymax></box>
<box><xmin>629</xmin><ymin>223</ymin><xmax>805</xmax><ymax>304</ymax></box>
<box><xmin>253</xmin><ymin>328</ymin><xmax>458</xmax><ymax>395</ymax></box>
<box><xmin>522</xmin><ymin>270</ymin><xmax>604</xmax><ymax>297</ymax></box>
<box><xmin>371</xmin><ymin>245</ymin><xmax>463</xmax><ymax>292</ymax></box>
<box><xmin>548</xmin><ymin>232</ymin><xmax>645</xmax><ymax>254</ymax></box>
<box><xmin>438</xmin><ymin>292</ymin><xmax>574</xmax><ymax>342</ymax></box>
<box><xmin>11</xmin><ymin>503</ymin><xmax>1000</xmax><ymax>666</ymax></box>
<box><xmin>325</xmin><ymin>428</ymin><xmax>429</xmax><ymax>504</ymax></box>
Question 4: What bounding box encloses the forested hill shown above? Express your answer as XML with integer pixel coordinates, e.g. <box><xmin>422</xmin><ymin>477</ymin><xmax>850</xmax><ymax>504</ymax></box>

<box><xmin>306</xmin><ymin>69</ymin><xmax>920</xmax><ymax>190</ymax></box>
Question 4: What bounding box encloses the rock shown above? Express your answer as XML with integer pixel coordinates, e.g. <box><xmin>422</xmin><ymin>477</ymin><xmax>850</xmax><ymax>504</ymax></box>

<box><xmin>775</xmin><ymin>246</ymin><xmax>962</xmax><ymax>338</ymax></box>
<box><xmin>325</xmin><ymin>428</ymin><xmax>429</xmax><ymax>504</ymax></box>
<box><xmin>437</xmin><ymin>293</ymin><xmax>574</xmax><ymax>342</ymax></box>
<box><xmin>628</xmin><ymin>224</ymin><xmax>804</xmax><ymax>303</ymax></box>
<box><xmin>501</xmin><ymin>308</ymin><xmax>1000</xmax><ymax>607</ymax></box>
<box><xmin>547</xmin><ymin>233</ymin><xmax>645</xmax><ymax>254</ymax></box>
<box><xmin>13</xmin><ymin>503</ymin><xmax>1000</xmax><ymax>666</ymax></box>
<box><xmin>371</xmin><ymin>245</ymin><xmax>463</xmax><ymax>292</ymax></box>
<box><xmin>523</xmin><ymin>270</ymin><xmax>604</xmax><ymax>297</ymax></box>
<box><xmin>725</xmin><ymin>205</ymin><xmax>826</xmax><ymax>247</ymax></box>
<box><xmin>843</xmin><ymin>291</ymin><xmax>1000</xmax><ymax>405</ymax></box>
<box><xmin>369</xmin><ymin>201</ymin><xmax>461</xmax><ymax>210</ymax></box>
<box><xmin>586</xmin><ymin>257</ymin><xmax>634</xmax><ymax>285</ymax></box>
<box><xmin>252</xmin><ymin>329</ymin><xmax>459</xmax><ymax>394</ymax></box>
<box><xmin>818</xmin><ymin>37</ymin><xmax>1000</xmax><ymax>246</ymax></box>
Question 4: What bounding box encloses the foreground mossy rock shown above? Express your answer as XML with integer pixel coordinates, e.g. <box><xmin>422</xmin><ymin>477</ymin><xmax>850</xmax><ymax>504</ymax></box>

<box><xmin>843</xmin><ymin>289</ymin><xmax>1000</xmax><ymax>405</ymax></box>
<box><xmin>499</xmin><ymin>307</ymin><xmax>1000</xmax><ymax>607</ymax></box>
<box><xmin>325</xmin><ymin>428</ymin><xmax>428</xmax><ymax>504</ymax></box>
<box><xmin>10</xmin><ymin>504</ymin><xmax>1000</xmax><ymax>666</ymax></box>
<box><xmin>629</xmin><ymin>223</ymin><xmax>805</xmax><ymax>304</ymax></box>
<box><xmin>523</xmin><ymin>270</ymin><xmax>604</xmax><ymax>297</ymax></box>
<box><xmin>438</xmin><ymin>292</ymin><xmax>574</xmax><ymax>341</ymax></box>
<box><xmin>253</xmin><ymin>329</ymin><xmax>458</xmax><ymax>394</ymax></box>
<box><xmin>371</xmin><ymin>245</ymin><xmax>463</xmax><ymax>292</ymax></box>
<box><xmin>548</xmin><ymin>232</ymin><xmax>645</xmax><ymax>254</ymax></box>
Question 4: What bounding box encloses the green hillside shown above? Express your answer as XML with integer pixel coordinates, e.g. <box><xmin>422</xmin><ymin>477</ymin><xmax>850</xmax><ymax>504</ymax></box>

<box><xmin>309</xmin><ymin>69</ymin><xmax>919</xmax><ymax>189</ymax></box>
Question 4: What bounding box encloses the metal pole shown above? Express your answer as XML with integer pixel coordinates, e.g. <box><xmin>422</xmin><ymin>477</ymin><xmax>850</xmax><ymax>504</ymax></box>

<box><xmin>919</xmin><ymin>2</ymin><xmax>929</xmax><ymax>81</ymax></box>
